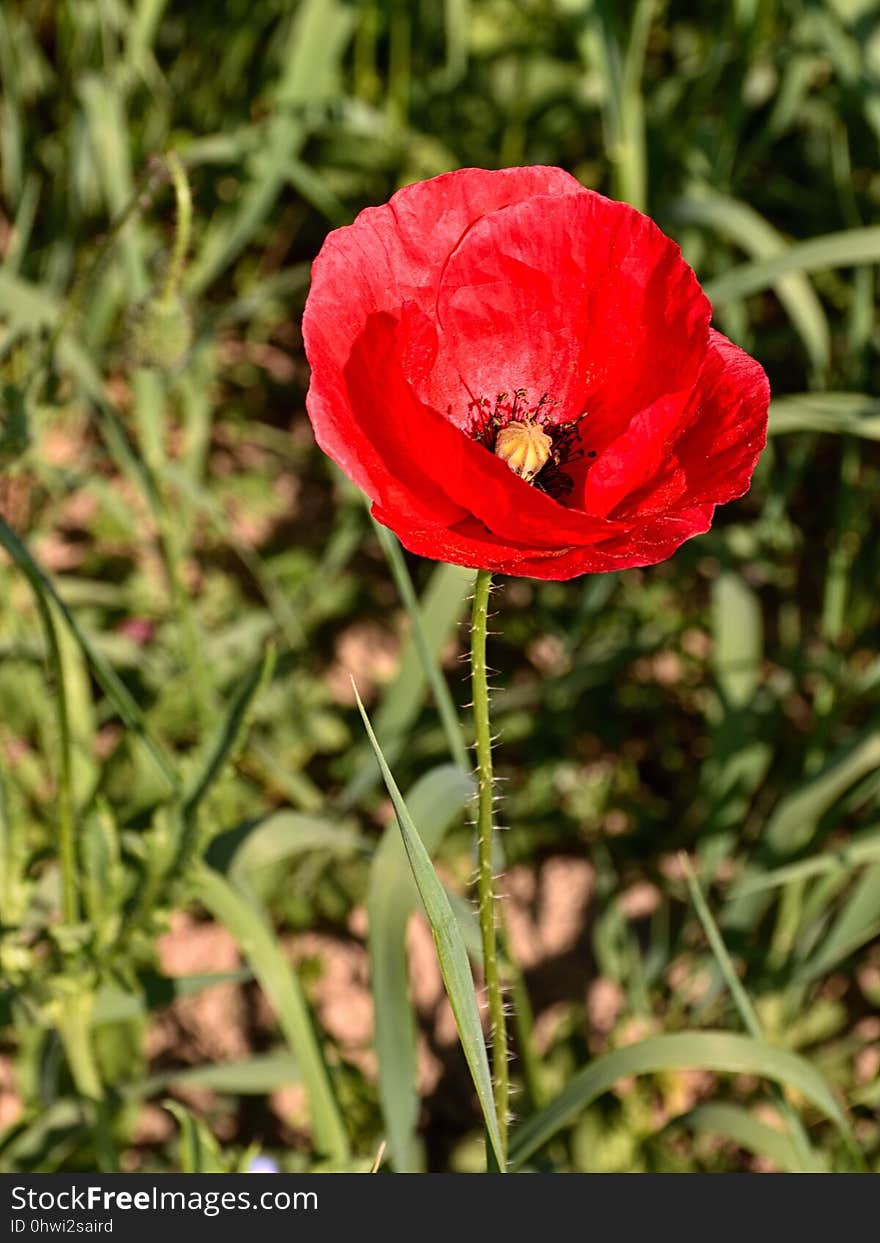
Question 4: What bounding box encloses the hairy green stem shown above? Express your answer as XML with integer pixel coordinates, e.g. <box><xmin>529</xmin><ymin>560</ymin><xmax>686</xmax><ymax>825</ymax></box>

<box><xmin>471</xmin><ymin>569</ymin><xmax>508</xmax><ymax>1164</ymax></box>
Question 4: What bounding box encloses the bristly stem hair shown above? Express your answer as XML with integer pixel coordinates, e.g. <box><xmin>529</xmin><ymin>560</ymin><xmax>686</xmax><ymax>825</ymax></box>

<box><xmin>470</xmin><ymin>568</ymin><xmax>509</xmax><ymax>1165</ymax></box>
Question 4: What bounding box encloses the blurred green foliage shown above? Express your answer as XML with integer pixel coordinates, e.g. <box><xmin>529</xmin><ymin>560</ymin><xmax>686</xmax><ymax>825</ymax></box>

<box><xmin>0</xmin><ymin>0</ymin><xmax>879</xmax><ymax>1173</ymax></box>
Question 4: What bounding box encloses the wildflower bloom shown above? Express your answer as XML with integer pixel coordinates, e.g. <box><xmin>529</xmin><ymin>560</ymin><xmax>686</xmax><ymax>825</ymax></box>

<box><xmin>302</xmin><ymin>167</ymin><xmax>769</xmax><ymax>579</ymax></box>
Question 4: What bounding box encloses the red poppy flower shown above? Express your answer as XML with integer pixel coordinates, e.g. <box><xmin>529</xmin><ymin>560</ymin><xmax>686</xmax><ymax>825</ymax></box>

<box><xmin>302</xmin><ymin>167</ymin><xmax>769</xmax><ymax>580</ymax></box>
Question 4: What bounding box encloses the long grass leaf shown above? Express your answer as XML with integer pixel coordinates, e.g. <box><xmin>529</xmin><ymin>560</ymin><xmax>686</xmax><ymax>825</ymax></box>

<box><xmin>762</xmin><ymin>731</ymin><xmax>880</xmax><ymax>857</ymax></box>
<box><xmin>731</xmin><ymin>826</ymin><xmax>880</xmax><ymax>896</ymax></box>
<box><xmin>183</xmin><ymin>645</ymin><xmax>275</xmax><ymax>824</ymax></box>
<box><xmin>704</xmin><ymin>225</ymin><xmax>880</xmax><ymax>303</ymax></box>
<box><xmin>227</xmin><ymin>812</ymin><xmax>369</xmax><ymax>883</ymax></box>
<box><xmin>712</xmin><ymin>571</ymin><xmax>762</xmax><ymax>710</ymax></box>
<box><xmin>680</xmin><ymin>855</ymin><xmax>818</xmax><ymax>1171</ymax></box>
<box><xmin>769</xmin><ymin>393</ymin><xmax>880</xmax><ymax>441</ymax></box>
<box><xmin>671</xmin><ymin>189</ymin><xmax>831</xmax><ymax>375</ymax></box>
<box><xmin>164</xmin><ymin>1100</ymin><xmax>225</xmax><ymax>1173</ymax></box>
<box><xmin>353</xmin><ymin>687</ymin><xmax>504</xmax><ymax>1170</ymax></box>
<box><xmin>196</xmin><ymin>865</ymin><xmax>350</xmax><ymax>1164</ymax></box>
<box><xmin>368</xmin><ymin>764</ymin><xmax>475</xmax><ymax>1172</ymax></box>
<box><xmin>673</xmin><ymin>1102</ymin><xmax>810</xmax><ymax>1173</ymax></box>
<box><xmin>509</xmin><ymin>1030</ymin><xmax>854</xmax><ymax>1169</ymax></box>
<box><xmin>134</xmin><ymin>1053</ymin><xmax>300</xmax><ymax>1099</ymax></box>
<box><xmin>342</xmin><ymin>560</ymin><xmax>474</xmax><ymax>806</ymax></box>
<box><xmin>372</xmin><ymin>519</ymin><xmax>470</xmax><ymax>773</ymax></box>
<box><xmin>0</xmin><ymin>516</ymin><xmax>178</xmax><ymax>792</ymax></box>
<box><xmin>802</xmin><ymin>861</ymin><xmax>880</xmax><ymax>979</ymax></box>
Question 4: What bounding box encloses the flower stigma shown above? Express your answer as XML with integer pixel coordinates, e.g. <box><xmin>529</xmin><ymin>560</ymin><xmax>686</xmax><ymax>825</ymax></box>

<box><xmin>467</xmin><ymin>387</ymin><xmax>591</xmax><ymax>502</ymax></box>
<box><xmin>494</xmin><ymin>419</ymin><xmax>553</xmax><ymax>482</ymax></box>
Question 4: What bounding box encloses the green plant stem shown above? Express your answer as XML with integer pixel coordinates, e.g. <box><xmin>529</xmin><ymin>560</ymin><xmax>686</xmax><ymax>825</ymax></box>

<box><xmin>33</xmin><ymin>591</ymin><xmax>78</xmax><ymax>924</ymax></box>
<box><xmin>470</xmin><ymin>569</ymin><xmax>508</xmax><ymax>1165</ymax></box>
<box><xmin>161</xmin><ymin>151</ymin><xmax>192</xmax><ymax>304</ymax></box>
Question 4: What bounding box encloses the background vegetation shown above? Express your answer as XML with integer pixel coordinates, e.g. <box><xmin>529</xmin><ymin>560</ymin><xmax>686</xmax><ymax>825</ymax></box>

<box><xmin>1</xmin><ymin>0</ymin><xmax>879</xmax><ymax>1173</ymax></box>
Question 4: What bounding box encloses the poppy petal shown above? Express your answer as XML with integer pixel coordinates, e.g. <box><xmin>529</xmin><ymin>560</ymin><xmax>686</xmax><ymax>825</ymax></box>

<box><xmin>343</xmin><ymin>308</ymin><xmax>626</xmax><ymax>551</ymax></box>
<box><xmin>424</xmin><ymin>188</ymin><xmax>710</xmax><ymax>451</ymax></box>
<box><xmin>610</xmin><ymin>329</ymin><xmax>770</xmax><ymax>518</ymax></box>
<box><xmin>673</xmin><ymin>328</ymin><xmax>770</xmax><ymax>506</ymax></box>
<box><xmin>303</xmin><ymin>166</ymin><xmax>582</xmax><ymax>501</ymax></box>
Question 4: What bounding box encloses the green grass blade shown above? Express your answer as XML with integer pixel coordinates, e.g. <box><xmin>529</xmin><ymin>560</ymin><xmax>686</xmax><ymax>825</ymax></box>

<box><xmin>725</xmin><ymin>732</ymin><xmax>880</xmax><ymax>935</ymax></box>
<box><xmin>81</xmin><ymin>804</ymin><xmax>124</xmax><ymax>933</ymax></box>
<box><xmin>769</xmin><ymin>393</ymin><xmax>880</xmax><ymax>441</ymax></box>
<box><xmin>681</xmin><ymin>856</ymin><xmax>764</xmax><ymax>1041</ymax></box>
<box><xmin>704</xmin><ymin>225</ymin><xmax>880</xmax><ymax>304</ymax></box>
<box><xmin>367</xmin><ymin>763</ymin><xmax>475</xmax><ymax>1172</ymax></box>
<box><xmin>187</xmin><ymin>0</ymin><xmax>353</xmax><ymax>293</ymax></box>
<box><xmin>0</xmin><ymin>516</ymin><xmax>178</xmax><ymax>792</ymax></box>
<box><xmin>77</xmin><ymin>75</ymin><xmax>147</xmax><ymax>299</ymax></box>
<box><xmin>731</xmin><ymin>826</ymin><xmax>880</xmax><ymax>896</ymax></box>
<box><xmin>134</xmin><ymin>1053</ymin><xmax>300</xmax><ymax>1099</ymax></box>
<box><xmin>712</xmin><ymin>571</ymin><xmax>762</xmax><ymax>710</ymax></box>
<box><xmin>0</xmin><ymin>756</ymin><xmax>23</xmax><ymax>925</ymax></box>
<box><xmin>342</xmin><ymin>560</ymin><xmax>474</xmax><ymax>806</ymax></box>
<box><xmin>509</xmin><ymin>1030</ymin><xmax>853</xmax><ymax>1169</ymax></box>
<box><xmin>372</xmin><ymin>518</ymin><xmax>470</xmax><ymax>773</ymax></box>
<box><xmin>164</xmin><ymin>1100</ymin><xmax>225</xmax><ymax>1173</ymax></box>
<box><xmin>2</xmin><ymin>173</ymin><xmax>40</xmax><ymax>275</ymax></box>
<box><xmin>801</xmin><ymin>860</ymin><xmax>880</xmax><ymax>980</ymax></box>
<box><xmin>195</xmin><ymin>865</ymin><xmax>350</xmax><ymax>1164</ymax></box>
<box><xmin>671</xmin><ymin>189</ymin><xmax>831</xmax><ymax>375</ymax></box>
<box><xmin>353</xmin><ymin>686</ymin><xmax>504</xmax><ymax>1170</ymax></box>
<box><xmin>680</xmin><ymin>854</ymin><xmax>817</xmax><ymax>1171</ymax></box>
<box><xmin>227</xmin><ymin>812</ymin><xmax>369</xmax><ymax>883</ymax></box>
<box><xmin>673</xmin><ymin>1102</ymin><xmax>811</xmax><ymax>1173</ymax></box>
<box><xmin>182</xmin><ymin>644</ymin><xmax>275</xmax><ymax>824</ymax></box>
<box><xmin>762</xmin><ymin>731</ymin><xmax>880</xmax><ymax>857</ymax></box>
<box><xmin>444</xmin><ymin>0</ymin><xmax>469</xmax><ymax>81</ymax></box>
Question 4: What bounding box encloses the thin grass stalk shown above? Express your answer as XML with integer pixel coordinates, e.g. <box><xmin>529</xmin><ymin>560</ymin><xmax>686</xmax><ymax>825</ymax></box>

<box><xmin>373</xmin><ymin>519</ymin><xmax>470</xmax><ymax>773</ymax></box>
<box><xmin>31</xmin><ymin>579</ymin><xmax>77</xmax><ymax>924</ymax></box>
<box><xmin>681</xmin><ymin>854</ymin><xmax>823</xmax><ymax>1172</ymax></box>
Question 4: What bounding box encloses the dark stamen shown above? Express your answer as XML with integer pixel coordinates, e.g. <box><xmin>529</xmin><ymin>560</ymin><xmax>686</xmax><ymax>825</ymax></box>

<box><xmin>466</xmin><ymin>389</ymin><xmax>595</xmax><ymax>503</ymax></box>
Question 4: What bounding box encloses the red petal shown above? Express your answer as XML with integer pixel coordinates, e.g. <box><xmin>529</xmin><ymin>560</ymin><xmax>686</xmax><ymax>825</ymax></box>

<box><xmin>373</xmin><ymin>502</ymin><xmax>715</xmax><ymax>580</ymax></box>
<box><xmin>303</xmin><ymin>166</ymin><xmax>581</xmax><ymax>499</ymax></box>
<box><xmin>421</xmin><ymin>189</ymin><xmax>710</xmax><ymax>447</ymax></box>
<box><xmin>343</xmin><ymin>308</ymin><xmax>624</xmax><ymax>551</ymax></box>
<box><xmin>616</xmin><ymin>329</ymin><xmax>770</xmax><ymax>518</ymax></box>
<box><xmin>673</xmin><ymin>329</ymin><xmax>770</xmax><ymax>505</ymax></box>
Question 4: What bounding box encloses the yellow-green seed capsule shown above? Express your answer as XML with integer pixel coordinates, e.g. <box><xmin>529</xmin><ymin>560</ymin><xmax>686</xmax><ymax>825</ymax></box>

<box><xmin>494</xmin><ymin>418</ymin><xmax>552</xmax><ymax>483</ymax></box>
<box><xmin>128</xmin><ymin>295</ymin><xmax>194</xmax><ymax>372</ymax></box>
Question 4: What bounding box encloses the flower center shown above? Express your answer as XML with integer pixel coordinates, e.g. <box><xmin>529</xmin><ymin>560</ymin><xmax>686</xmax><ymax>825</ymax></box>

<box><xmin>494</xmin><ymin>419</ymin><xmax>552</xmax><ymax>482</ymax></box>
<box><xmin>466</xmin><ymin>388</ymin><xmax>592</xmax><ymax>502</ymax></box>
